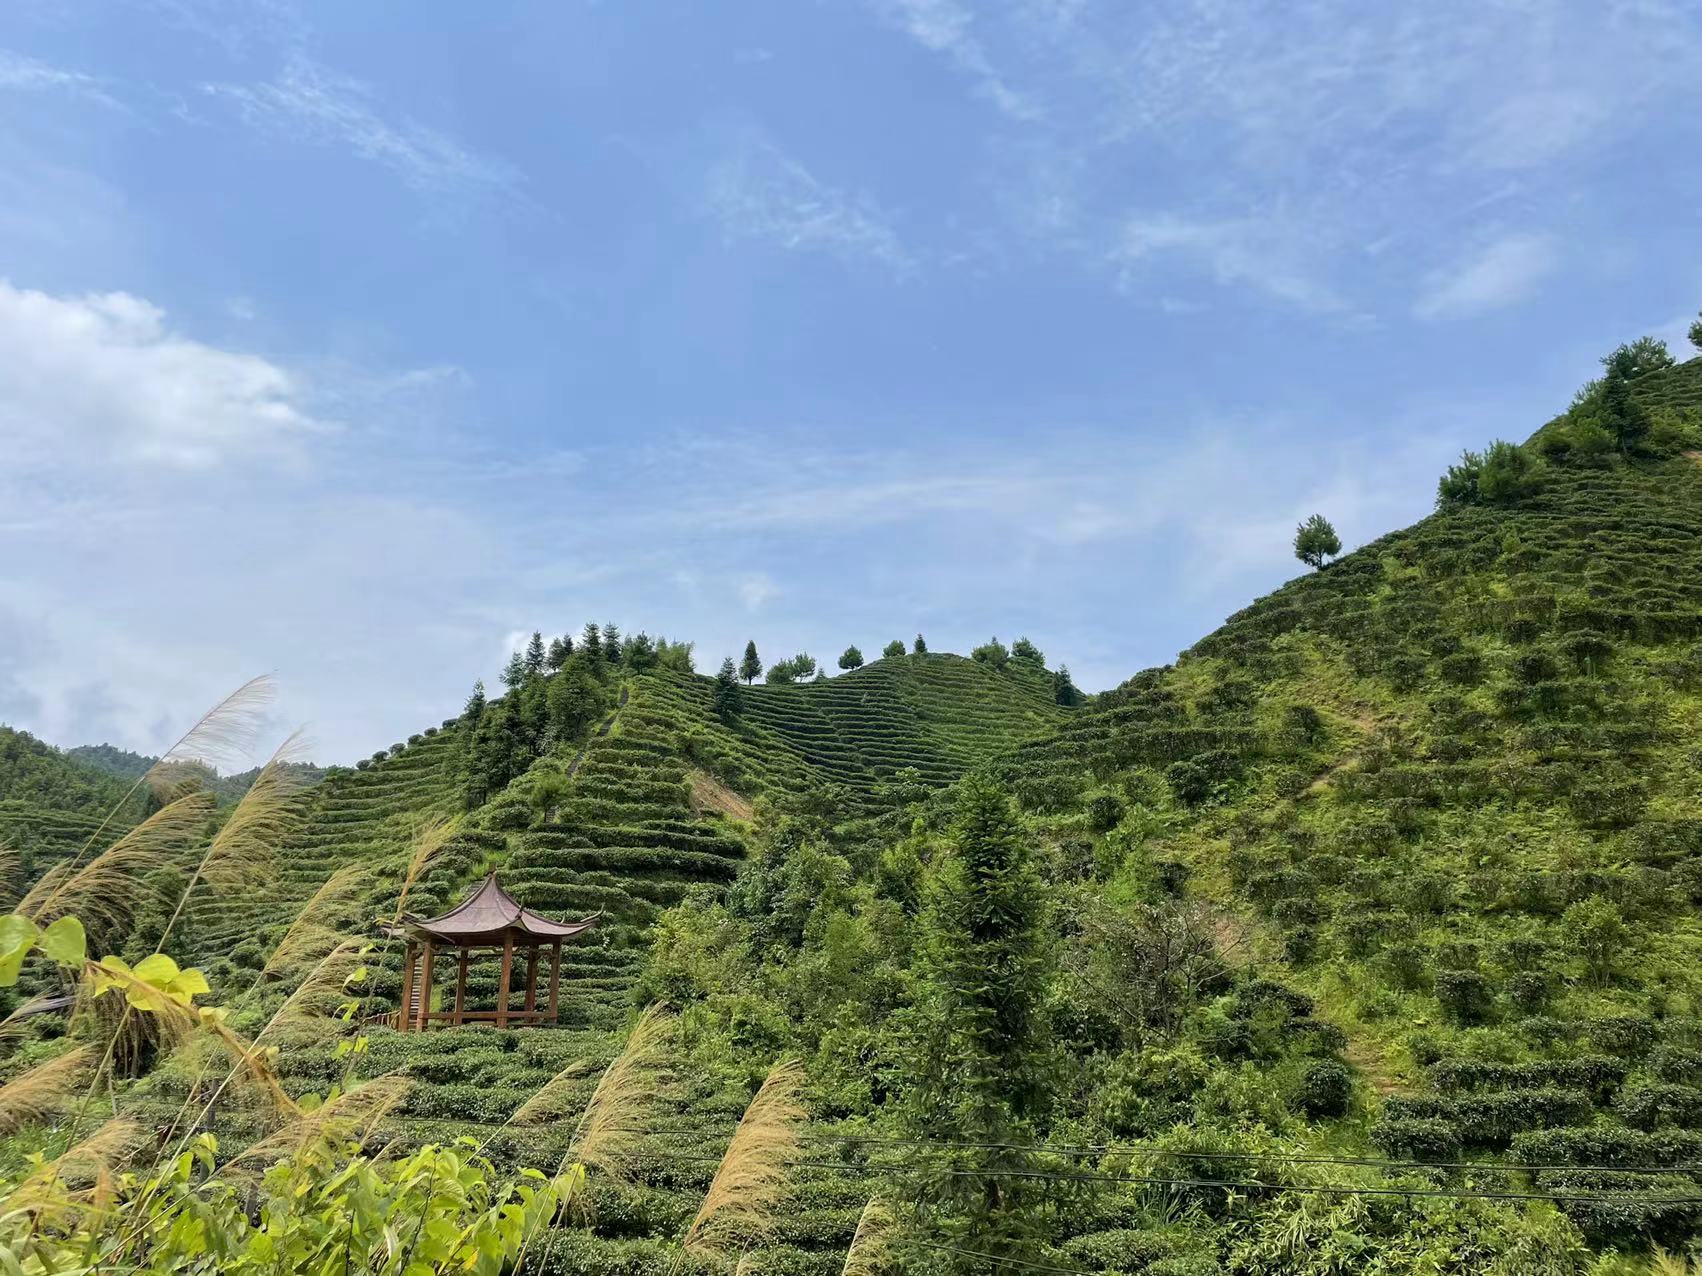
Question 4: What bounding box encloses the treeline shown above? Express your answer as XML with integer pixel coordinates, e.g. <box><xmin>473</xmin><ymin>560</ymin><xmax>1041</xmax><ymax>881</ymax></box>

<box><xmin>727</xmin><ymin>633</ymin><xmax>1080</xmax><ymax>706</ymax></box>
<box><xmin>456</xmin><ymin>623</ymin><xmax>693</xmax><ymax>808</ymax></box>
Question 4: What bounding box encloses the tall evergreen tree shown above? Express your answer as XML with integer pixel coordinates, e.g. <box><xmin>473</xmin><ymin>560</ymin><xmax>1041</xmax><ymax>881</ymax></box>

<box><xmin>500</xmin><ymin>649</ymin><xmax>527</xmax><ymax>690</ymax></box>
<box><xmin>913</xmin><ymin>633</ymin><xmax>928</xmax><ymax>654</ymax></box>
<box><xmin>602</xmin><ymin>622</ymin><xmax>622</xmax><ymax>664</ymax></box>
<box><xmin>546</xmin><ymin>657</ymin><xmax>605</xmax><ymax>741</ymax></box>
<box><xmin>1600</xmin><ymin>365</ymin><xmax>1651</xmax><ymax>454</ymax></box>
<box><xmin>462</xmin><ymin>679</ymin><xmax>487</xmax><ymax>725</ymax></box>
<box><xmin>546</xmin><ymin>634</ymin><xmax>572</xmax><ymax>670</ymax></box>
<box><xmin>524</xmin><ymin>631</ymin><xmax>547</xmax><ymax>678</ymax></box>
<box><xmin>740</xmin><ymin>640</ymin><xmax>762</xmax><ymax>685</ymax></box>
<box><xmin>1052</xmin><ymin>665</ymin><xmax>1078</xmax><ymax>706</ymax></box>
<box><xmin>902</xmin><ymin>773</ymin><xmax>1056</xmax><ymax>1270</ymax></box>
<box><xmin>581</xmin><ymin>622</ymin><xmax>602</xmax><ymax>662</ymax></box>
<box><xmin>713</xmin><ymin>657</ymin><xmax>745</xmax><ymax>722</ymax></box>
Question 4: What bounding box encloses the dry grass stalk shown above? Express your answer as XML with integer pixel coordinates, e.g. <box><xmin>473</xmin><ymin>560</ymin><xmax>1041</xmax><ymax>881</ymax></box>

<box><xmin>551</xmin><ymin>1003</ymin><xmax>675</xmax><ymax>1184</ymax></box>
<box><xmin>143</xmin><ymin>674</ymin><xmax>277</xmax><ymax>797</ymax></box>
<box><xmin>681</xmin><ymin>1059</ymin><xmax>807</xmax><ymax>1261</ymax></box>
<box><xmin>10</xmin><ymin>1117</ymin><xmax>147</xmax><ymax>1215</ymax></box>
<box><xmin>19</xmin><ymin>792</ymin><xmax>215</xmax><ymax>931</ymax></box>
<box><xmin>0</xmin><ymin>836</ymin><xmax>19</xmax><ymax>907</ymax></box>
<box><xmin>258</xmin><ymin>940</ymin><xmax>366</xmax><ymax>1043</ymax></box>
<box><xmin>393</xmin><ymin>815</ymin><xmax>460</xmax><ymax>921</ymax></box>
<box><xmin>0</xmin><ymin>1045</ymin><xmax>92</xmax><ymax>1133</ymax></box>
<box><xmin>840</xmin><ymin>1198</ymin><xmax>895</xmax><ymax>1276</ymax></box>
<box><xmin>198</xmin><ymin>731</ymin><xmax>313</xmax><ymax>895</ymax></box>
<box><xmin>233</xmin><ymin>1073</ymin><xmax>410</xmax><ymax>1169</ymax></box>
<box><xmin>261</xmin><ymin>866</ymin><xmax>369</xmax><ymax>977</ymax></box>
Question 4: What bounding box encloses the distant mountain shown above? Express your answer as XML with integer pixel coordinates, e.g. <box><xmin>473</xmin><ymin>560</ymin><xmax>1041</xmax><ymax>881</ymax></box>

<box><xmin>69</xmin><ymin>741</ymin><xmax>327</xmax><ymax>802</ymax></box>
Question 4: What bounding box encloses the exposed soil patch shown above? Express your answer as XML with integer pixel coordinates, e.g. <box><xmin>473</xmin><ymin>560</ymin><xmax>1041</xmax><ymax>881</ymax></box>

<box><xmin>688</xmin><ymin>770</ymin><xmax>755</xmax><ymax>822</ymax></box>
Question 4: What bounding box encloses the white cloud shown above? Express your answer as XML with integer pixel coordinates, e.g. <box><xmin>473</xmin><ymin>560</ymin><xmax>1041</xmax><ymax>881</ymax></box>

<box><xmin>203</xmin><ymin>57</ymin><xmax>517</xmax><ymax>194</ymax></box>
<box><xmin>707</xmin><ymin>134</ymin><xmax>910</xmax><ymax>269</ymax></box>
<box><xmin>1114</xmin><ymin>214</ymin><xmax>1343</xmax><ymax>313</ymax></box>
<box><xmin>0</xmin><ymin>279</ymin><xmax>322</xmax><ymax>468</ymax></box>
<box><xmin>1413</xmin><ymin>232</ymin><xmax>1560</xmax><ymax>320</ymax></box>
<box><xmin>737</xmin><ymin>573</ymin><xmax>780</xmax><ymax>610</ymax></box>
<box><xmin>0</xmin><ymin>49</ymin><xmax>122</xmax><ymax>109</ymax></box>
<box><xmin>873</xmin><ymin>0</ymin><xmax>1039</xmax><ymax>120</ymax></box>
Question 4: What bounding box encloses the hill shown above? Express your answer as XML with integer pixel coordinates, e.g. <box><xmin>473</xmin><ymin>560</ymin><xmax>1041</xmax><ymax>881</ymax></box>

<box><xmin>11</xmin><ymin>352</ymin><xmax>1702</xmax><ymax>1274</ymax></box>
<box><xmin>69</xmin><ymin>741</ymin><xmax>328</xmax><ymax>802</ymax></box>
<box><xmin>0</xmin><ymin>724</ymin><xmax>143</xmax><ymax>886</ymax></box>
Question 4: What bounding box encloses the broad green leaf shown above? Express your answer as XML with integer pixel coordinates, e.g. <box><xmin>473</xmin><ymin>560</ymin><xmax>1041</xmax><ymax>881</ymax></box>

<box><xmin>38</xmin><ymin>915</ymin><xmax>86</xmax><ymax>968</ymax></box>
<box><xmin>133</xmin><ymin>952</ymin><xmax>180</xmax><ymax>988</ymax></box>
<box><xmin>168</xmin><ymin>967</ymin><xmax>210</xmax><ymax>1000</ymax></box>
<box><xmin>0</xmin><ymin>914</ymin><xmax>39</xmax><ymax>986</ymax></box>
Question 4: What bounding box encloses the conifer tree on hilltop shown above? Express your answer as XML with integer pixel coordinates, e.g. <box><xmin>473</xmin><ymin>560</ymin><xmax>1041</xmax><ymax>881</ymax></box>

<box><xmin>580</xmin><ymin>622</ymin><xmax>602</xmax><ymax>663</ymax></box>
<box><xmin>838</xmin><ymin>645</ymin><xmax>864</xmax><ymax>671</ymax></box>
<box><xmin>602</xmin><ymin>622</ymin><xmax>622</xmax><ymax>664</ymax></box>
<box><xmin>524</xmin><ymin>630</ymin><xmax>547</xmax><ymax>677</ymax></box>
<box><xmin>740</xmin><ymin>640</ymin><xmax>762</xmax><ymax>684</ymax></box>
<box><xmin>713</xmin><ymin>657</ymin><xmax>744</xmax><ymax>722</ymax></box>
<box><xmin>1690</xmin><ymin>312</ymin><xmax>1702</xmax><ymax>353</ymax></box>
<box><xmin>545</xmin><ymin>633</ymin><xmax>572</xmax><ymax>670</ymax></box>
<box><xmin>913</xmin><ymin>633</ymin><xmax>927</xmax><ymax>654</ymax></box>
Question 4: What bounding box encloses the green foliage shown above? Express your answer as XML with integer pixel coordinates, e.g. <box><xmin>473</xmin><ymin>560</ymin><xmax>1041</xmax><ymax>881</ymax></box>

<box><xmin>766</xmin><ymin>653</ymin><xmax>818</xmax><ymax>685</ymax></box>
<box><xmin>1690</xmin><ymin>313</ymin><xmax>1702</xmax><ymax>353</ymax></box>
<box><xmin>913</xmin><ymin>634</ymin><xmax>927</xmax><ymax>654</ymax></box>
<box><xmin>1052</xmin><ymin>665</ymin><xmax>1080</xmax><ymax>706</ymax></box>
<box><xmin>712</xmin><ymin>657</ymin><xmax>744</xmax><ymax>723</ymax></box>
<box><xmin>837</xmin><ymin>646</ymin><xmax>865</xmax><ymax>671</ymax></box>
<box><xmin>1437</xmin><ymin>441</ymin><xmax>1541</xmax><ymax>508</ymax></box>
<box><xmin>1292</xmin><ymin>513</ymin><xmax>1341</xmax><ymax>570</ymax></box>
<box><xmin>882</xmin><ymin>639</ymin><xmax>906</xmax><ymax>660</ymax></box>
<box><xmin>741</xmin><ymin>640</ymin><xmax>762</xmax><ymax>684</ymax></box>
<box><xmin>902</xmin><ymin>773</ymin><xmax>1056</xmax><ymax>1269</ymax></box>
<box><xmin>1011</xmin><ymin>636</ymin><xmax>1043</xmax><ymax>666</ymax></box>
<box><xmin>970</xmin><ymin>637</ymin><xmax>1009</xmax><ymax>669</ymax></box>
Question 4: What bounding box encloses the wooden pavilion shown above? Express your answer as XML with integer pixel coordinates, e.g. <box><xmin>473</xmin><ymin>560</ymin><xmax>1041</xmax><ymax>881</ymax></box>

<box><xmin>392</xmin><ymin>874</ymin><xmax>597</xmax><ymax>1031</ymax></box>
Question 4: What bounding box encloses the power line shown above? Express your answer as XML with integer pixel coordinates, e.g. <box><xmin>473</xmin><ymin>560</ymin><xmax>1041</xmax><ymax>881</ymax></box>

<box><xmin>624</xmin><ymin>1126</ymin><xmax>1700</xmax><ymax>1179</ymax></box>
<box><xmin>642</xmin><ymin>1151</ymin><xmax>1702</xmax><ymax>1207</ymax></box>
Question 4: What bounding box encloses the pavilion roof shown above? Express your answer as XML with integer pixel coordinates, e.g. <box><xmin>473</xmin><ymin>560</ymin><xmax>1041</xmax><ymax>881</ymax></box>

<box><xmin>401</xmin><ymin>873</ymin><xmax>598</xmax><ymax>946</ymax></box>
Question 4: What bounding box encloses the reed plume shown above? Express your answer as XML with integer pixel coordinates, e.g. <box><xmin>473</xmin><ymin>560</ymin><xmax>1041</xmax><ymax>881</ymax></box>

<box><xmin>392</xmin><ymin>814</ymin><xmax>459</xmax><ymax>921</ymax></box>
<box><xmin>516</xmin><ymin>1004</ymin><xmax>675</xmax><ymax>1180</ymax></box>
<box><xmin>143</xmin><ymin>674</ymin><xmax>277</xmax><ymax>797</ymax></box>
<box><xmin>260</xmin><ymin>865</ymin><xmax>369</xmax><ymax>978</ymax></box>
<box><xmin>681</xmin><ymin>1059</ymin><xmax>807</xmax><ymax>1262</ymax></box>
<box><xmin>0</xmin><ymin>1045</ymin><xmax>92</xmax><ymax>1133</ymax></box>
<box><xmin>258</xmin><ymin>940</ymin><xmax>367</xmax><ymax>1043</ymax></box>
<box><xmin>19</xmin><ymin>792</ymin><xmax>215</xmax><ymax>933</ymax></box>
<box><xmin>840</xmin><ymin>1198</ymin><xmax>895</xmax><ymax>1276</ymax></box>
<box><xmin>0</xmin><ymin>836</ymin><xmax>19</xmax><ymax>906</ymax></box>
<box><xmin>233</xmin><ymin>1073</ymin><xmax>410</xmax><ymax>1169</ymax></box>
<box><xmin>9</xmin><ymin>1117</ymin><xmax>147</xmax><ymax>1217</ymax></box>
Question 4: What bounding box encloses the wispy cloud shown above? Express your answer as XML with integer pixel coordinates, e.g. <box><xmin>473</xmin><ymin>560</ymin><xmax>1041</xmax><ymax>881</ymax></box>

<box><xmin>1113</xmin><ymin>213</ymin><xmax>1343</xmax><ymax>313</ymax></box>
<box><xmin>0</xmin><ymin>49</ymin><xmax>123</xmax><ymax>110</ymax></box>
<box><xmin>1413</xmin><ymin>232</ymin><xmax>1560</xmax><ymax>320</ymax></box>
<box><xmin>203</xmin><ymin>57</ymin><xmax>517</xmax><ymax>195</ymax></box>
<box><xmin>872</xmin><ymin>0</ymin><xmax>1039</xmax><ymax>120</ymax></box>
<box><xmin>0</xmin><ymin>279</ymin><xmax>323</xmax><ymax>468</ymax></box>
<box><xmin>706</xmin><ymin>133</ymin><xmax>910</xmax><ymax>269</ymax></box>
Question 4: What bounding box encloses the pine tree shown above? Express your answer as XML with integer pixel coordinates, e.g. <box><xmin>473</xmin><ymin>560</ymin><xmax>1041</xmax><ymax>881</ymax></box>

<box><xmin>462</xmin><ymin>680</ymin><xmax>487</xmax><ymax>724</ymax></box>
<box><xmin>1601</xmin><ymin>365</ymin><xmax>1651</xmax><ymax>454</ymax></box>
<box><xmin>740</xmin><ymin>640</ymin><xmax>762</xmax><ymax>685</ymax></box>
<box><xmin>1293</xmin><ymin>513</ymin><xmax>1341</xmax><ymax>570</ymax></box>
<box><xmin>602</xmin><ymin>622</ymin><xmax>622</xmax><ymax>664</ymax></box>
<box><xmin>1053</xmin><ymin>665</ymin><xmax>1077</xmax><ymax>706</ymax></box>
<box><xmin>913</xmin><ymin>633</ymin><xmax>927</xmax><ymax>654</ymax></box>
<box><xmin>713</xmin><ymin>657</ymin><xmax>745</xmax><ymax>722</ymax></box>
<box><xmin>524</xmin><ymin>631</ymin><xmax>547</xmax><ymax>678</ymax></box>
<box><xmin>838</xmin><ymin>645</ymin><xmax>865</xmax><ymax>671</ymax></box>
<box><xmin>581</xmin><ymin>622</ymin><xmax>602</xmax><ymax>661</ymax></box>
<box><xmin>1690</xmin><ymin>313</ymin><xmax>1702</xmax><ymax>353</ymax></box>
<box><xmin>903</xmin><ymin>773</ymin><xmax>1056</xmax><ymax>1269</ymax></box>
<box><xmin>546</xmin><ymin>634</ymin><xmax>572</xmax><ymax>670</ymax></box>
<box><xmin>500</xmin><ymin>650</ymin><xmax>527</xmax><ymax>690</ymax></box>
<box><xmin>546</xmin><ymin>657</ymin><xmax>605</xmax><ymax>741</ymax></box>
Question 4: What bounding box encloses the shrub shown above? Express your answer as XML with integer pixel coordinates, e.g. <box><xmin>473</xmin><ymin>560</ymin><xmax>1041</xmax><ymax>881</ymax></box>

<box><xmin>1435</xmin><ymin>969</ymin><xmax>1495</xmax><ymax>1026</ymax></box>
<box><xmin>1083</xmin><ymin>789</ymin><xmax>1126</xmax><ymax>833</ymax></box>
<box><xmin>1590</xmin><ymin>1015</ymin><xmax>1658</xmax><ymax>1059</ymax></box>
<box><xmin>1560</xmin><ymin>898</ymin><xmax>1627</xmax><ymax>985</ymax></box>
<box><xmin>1292</xmin><ymin>1060</ymin><xmax>1352</xmax><ymax>1119</ymax></box>
<box><xmin>881</xmin><ymin>639</ymin><xmax>905</xmax><ymax>660</ymax></box>
<box><xmin>970</xmin><ymin>637</ymin><xmax>1010</xmax><ymax>669</ymax></box>
<box><xmin>1615</xmin><ymin>1082</ymin><xmax>1702</xmax><ymax>1132</ymax></box>
<box><xmin>1371</xmin><ymin>1116</ymin><xmax>1462</xmax><ymax>1161</ymax></box>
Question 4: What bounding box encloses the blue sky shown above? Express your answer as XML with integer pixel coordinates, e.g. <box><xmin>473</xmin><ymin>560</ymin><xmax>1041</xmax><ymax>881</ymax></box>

<box><xmin>2</xmin><ymin>1</ymin><xmax>1699</xmax><ymax>764</ymax></box>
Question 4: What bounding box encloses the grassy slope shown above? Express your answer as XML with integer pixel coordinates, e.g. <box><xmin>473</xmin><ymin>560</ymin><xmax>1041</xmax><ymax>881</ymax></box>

<box><xmin>0</xmin><ymin>724</ymin><xmax>141</xmax><ymax>884</ymax></box>
<box><xmin>1003</xmin><ymin>357</ymin><xmax>1702</xmax><ymax>1203</ymax></box>
<box><xmin>128</xmin><ymin>652</ymin><xmax>1068</xmax><ymax>1271</ymax></box>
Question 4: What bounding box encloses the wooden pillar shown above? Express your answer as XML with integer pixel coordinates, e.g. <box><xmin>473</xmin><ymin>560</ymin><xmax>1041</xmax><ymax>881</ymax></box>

<box><xmin>523</xmin><ymin>946</ymin><xmax>540</xmax><ymax>1015</ymax></box>
<box><xmin>453</xmin><ymin>951</ymin><xmax>469</xmax><ymax>1026</ymax></box>
<box><xmin>416</xmin><ymin>941</ymin><xmax>435</xmax><ymax>1032</ymax></box>
<box><xmin>496</xmin><ymin>932</ymin><xmax>514</xmax><ymax>1029</ymax></box>
<box><xmin>400</xmin><ymin>942</ymin><xmax>417</xmax><ymax>1032</ymax></box>
<box><xmin>547</xmin><ymin>941</ymin><xmax>563</xmax><ymax>1023</ymax></box>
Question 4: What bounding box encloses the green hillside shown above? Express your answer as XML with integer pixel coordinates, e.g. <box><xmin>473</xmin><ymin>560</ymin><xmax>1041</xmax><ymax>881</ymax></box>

<box><xmin>0</xmin><ymin>724</ymin><xmax>142</xmax><ymax>887</ymax></box>
<box><xmin>12</xmin><ymin>354</ymin><xmax>1702</xmax><ymax>1274</ymax></box>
